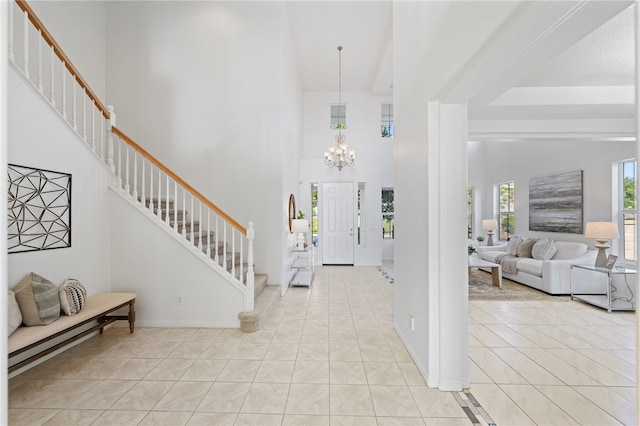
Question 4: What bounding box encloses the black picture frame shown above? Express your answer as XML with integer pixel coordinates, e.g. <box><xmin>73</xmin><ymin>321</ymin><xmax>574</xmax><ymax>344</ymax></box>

<box><xmin>7</xmin><ymin>164</ymin><xmax>72</xmax><ymax>253</ymax></box>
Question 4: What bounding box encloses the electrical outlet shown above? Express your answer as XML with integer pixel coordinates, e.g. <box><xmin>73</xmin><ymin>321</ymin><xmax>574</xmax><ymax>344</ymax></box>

<box><xmin>176</xmin><ymin>295</ymin><xmax>183</xmax><ymax>305</ymax></box>
<box><xmin>410</xmin><ymin>315</ymin><xmax>415</xmax><ymax>331</ymax></box>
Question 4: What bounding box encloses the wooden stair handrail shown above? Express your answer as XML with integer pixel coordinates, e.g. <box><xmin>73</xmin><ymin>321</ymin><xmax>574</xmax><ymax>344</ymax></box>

<box><xmin>14</xmin><ymin>0</ymin><xmax>110</xmax><ymax>119</ymax></box>
<box><xmin>112</xmin><ymin>126</ymin><xmax>247</xmax><ymax>235</ymax></box>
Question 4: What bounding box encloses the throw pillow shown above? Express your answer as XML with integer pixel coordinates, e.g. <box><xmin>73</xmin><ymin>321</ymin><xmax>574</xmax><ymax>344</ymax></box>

<box><xmin>506</xmin><ymin>236</ymin><xmax>522</xmax><ymax>256</ymax></box>
<box><xmin>531</xmin><ymin>238</ymin><xmax>558</xmax><ymax>260</ymax></box>
<box><xmin>13</xmin><ymin>272</ymin><xmax>60</xmax><ymax>326</ymax></box>
<box><xmin>59</xmin><ymin>278</ymin><xmax>87</xmax><ymax>316</ymax></box>
<box><xmin>8</xmin><ymin>291</ymin><xmax>22</xmax><ymax>336</ymax></box>
<box><xmin>516</xmin><ymin>238</ymin><xmax>537</xmax><ymax>258</ymax></box>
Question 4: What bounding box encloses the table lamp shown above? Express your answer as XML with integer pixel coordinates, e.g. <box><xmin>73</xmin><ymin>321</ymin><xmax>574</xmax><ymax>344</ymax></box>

<box><xmin>482</xmin><ymin>219</ymin><xmax>498</xmax><ymax>246</ymax></box>
<box><xmin>585</xmin><ymin>221</ymin><xmax>619</xmax><ymax>267</ymax></box>
<box><xmin>291</xmin><ymin>219</ymin><xmax>309</xmax><ymax>249</ymax></box>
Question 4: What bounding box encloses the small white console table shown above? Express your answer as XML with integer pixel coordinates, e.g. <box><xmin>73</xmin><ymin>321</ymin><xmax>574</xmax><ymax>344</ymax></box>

<box><xmin>289</xmin><ymin>247</ymin><xmax>314</xmax><ymax>287</ymax></box>
<box><xmin>570</xmin><ymin>264</ymin><xmax>636</xmax><ymax>313</ymax></box>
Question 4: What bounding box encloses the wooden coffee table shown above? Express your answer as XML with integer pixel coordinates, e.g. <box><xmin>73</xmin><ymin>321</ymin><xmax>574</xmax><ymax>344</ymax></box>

<box><xmin>468</xmin><ymin>255</ymin><xmax>502</xmax><ymax>288</ymax></box>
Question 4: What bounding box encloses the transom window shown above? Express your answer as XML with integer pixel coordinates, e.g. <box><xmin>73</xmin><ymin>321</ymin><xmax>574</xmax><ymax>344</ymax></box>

<box><xmin>498</xmin><ymin>181</ymin><xmax>515</xmax><ymax>240</ymax></box>
<box><xmin>381</xmin><ymin>103</ymin><xmax>394</xmax><ymax>138</ymax></box>
<box><xmin>330</xmin><ymin>104</ymin><xmax>346</xmax><ymax>129</ymax></box>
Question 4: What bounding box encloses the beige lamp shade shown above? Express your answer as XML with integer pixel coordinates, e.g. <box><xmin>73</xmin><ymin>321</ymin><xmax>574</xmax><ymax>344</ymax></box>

<box><xmin>482</xmin><ymin>219</ymin><xmax>498</xmax><ymax>231</ymax></box>
<box><xmin>291</xmin><ymin>219</ymin><xmax>309</xmax><ymax>233</ymax></box>
<box><xmin>584</xmin><ymin>221</ymin><xmax>619</xmax><ymax>240</ymax></box>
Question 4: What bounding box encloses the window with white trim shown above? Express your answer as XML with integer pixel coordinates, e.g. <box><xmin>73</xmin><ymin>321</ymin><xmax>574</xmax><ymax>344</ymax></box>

<box><xmin>498</xmin><ymin>181</ymin><xmax>515</xmax><ymax>240</ymax></box>
<box><xmin>619</xmin><ymin>160</ymin><xmax>636</xmax><ymax>262</ymax></box>
<box><xmin>381</xmin><ymin>103</ymin><xmax>394</xmax><ymax>137</ymax></box>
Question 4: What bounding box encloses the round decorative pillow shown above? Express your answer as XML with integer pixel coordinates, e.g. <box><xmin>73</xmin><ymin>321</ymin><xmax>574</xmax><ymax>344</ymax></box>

<box><xmin>59</xmin><ymin>278</ymin><xmax>87</xmax><ymax>316</ymax></box>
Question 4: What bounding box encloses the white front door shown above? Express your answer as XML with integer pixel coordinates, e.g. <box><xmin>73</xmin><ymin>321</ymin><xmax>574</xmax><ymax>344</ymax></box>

<box><xmin>322</xmin><ymin>182</ymin><xmax>354</xmax><ymax>265</ymax></box>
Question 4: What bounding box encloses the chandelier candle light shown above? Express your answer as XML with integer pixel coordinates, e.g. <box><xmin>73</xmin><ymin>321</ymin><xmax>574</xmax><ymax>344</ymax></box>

<box><xmin>324</xmin><ymin>46</ymin><xmax>355</xmax><ymax>171</ymax></box>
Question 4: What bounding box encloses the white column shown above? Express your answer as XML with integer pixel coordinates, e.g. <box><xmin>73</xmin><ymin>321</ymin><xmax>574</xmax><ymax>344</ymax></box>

<box><xmin>428</xmin><ymin>101</ymin><xmax>469</xmax><ymax>391</ymax></box>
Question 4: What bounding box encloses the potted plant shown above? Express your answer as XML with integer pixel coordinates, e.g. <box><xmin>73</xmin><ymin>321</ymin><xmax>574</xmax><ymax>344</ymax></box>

<box><xmin>476</xmin><ymin>235</ymin><xmax>485</xmax><ymax>246</ymax></box>
<box><xmin>468</xmin><ymin>245</ymin><xmax>477</xmax><ymax>256</ymax></box>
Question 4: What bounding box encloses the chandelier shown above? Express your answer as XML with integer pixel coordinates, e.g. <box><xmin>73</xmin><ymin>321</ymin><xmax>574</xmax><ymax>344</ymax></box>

<box><xmin>324</xmin><ymin>46</ymin><xmax>355</xmax><ymax>171</ymax></box>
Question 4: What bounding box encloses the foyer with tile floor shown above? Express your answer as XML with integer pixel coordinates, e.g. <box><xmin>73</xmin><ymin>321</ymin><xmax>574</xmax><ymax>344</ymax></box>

<box><xmin>8</xmin><ymin>266</ymin><xmax>637</xmax><ymax>425</ymax></box>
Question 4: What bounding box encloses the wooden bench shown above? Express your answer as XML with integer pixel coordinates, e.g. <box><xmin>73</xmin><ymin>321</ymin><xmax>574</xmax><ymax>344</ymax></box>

<box><xmin>8</xmin><ymin>292</ymin><xmax>136</xmax><ymax>373</ymax></box>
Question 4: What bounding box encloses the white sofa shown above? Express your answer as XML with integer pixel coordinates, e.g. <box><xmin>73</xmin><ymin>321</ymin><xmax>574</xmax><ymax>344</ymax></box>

<box><xmin>477</xmin><ymin>240</ymin><xmax>597</xmax><ymax>294</ymax></box>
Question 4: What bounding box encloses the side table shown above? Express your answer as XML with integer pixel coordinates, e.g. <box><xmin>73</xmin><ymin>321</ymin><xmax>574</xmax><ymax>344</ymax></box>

<box><xmin>570</xmin><ymin>264</ymin><xmax>636</xmax><ymax>312</ymax></box>
<box><xmin>290</xmin><ymin>247</ymin><xmax>314</xmax><ymax>287</ymax></box>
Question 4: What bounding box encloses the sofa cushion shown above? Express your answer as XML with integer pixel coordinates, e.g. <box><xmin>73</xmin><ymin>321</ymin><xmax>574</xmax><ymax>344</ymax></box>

<box><xmin>59</xmin><ymin>278</ymin><xmax>87</xmax><ymax>316</ymax></box>
<box><xmin>517</xmin><ymin>238</ymin><xmax>537</xmax><ymax>258</ymax></box>
<box><xmin>553</xmin><ymin>241</ymin><xmax>588</xmax><ymax>260</ymax></box>
<box><xmin>13</xmin><ymin>273</ymin><xmax>60</xmax><ymax>326</ymax></box>
<box><xmin>8</xmin><ymin>291</ymin><xmax>22</xmax><ymax>336</ymax></box>
<box><xmin>515</xmin><ymin>258</ymin><xmax>543</xmax><ymax>277</ymax></box>
<box><xmin>479</xmin><ymin>250</ymin><xmax>505</xmax><ymax>263</ymax></box>
<box><xmin>532</xmin><ymin>239</ymin><xmax>557</xmax><ymax>260</ymax></box>
<box><xmin>506</xmin><ymin>236</ymin><xmax>522</xmax><ymax>256</ymax></box>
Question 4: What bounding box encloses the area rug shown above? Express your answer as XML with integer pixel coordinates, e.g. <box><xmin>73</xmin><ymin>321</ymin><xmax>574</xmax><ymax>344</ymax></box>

<box><xmin>469</xmin><ymin>269</ymin><xmax>570</xmax><ymax>301</ymax></box>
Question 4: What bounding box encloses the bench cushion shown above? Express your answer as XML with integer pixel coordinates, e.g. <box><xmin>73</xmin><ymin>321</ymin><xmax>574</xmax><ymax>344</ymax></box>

<box><xmin>9</xmin><ymin>292</ymin><xmax>136</xmax><ymax>354</ymax></box>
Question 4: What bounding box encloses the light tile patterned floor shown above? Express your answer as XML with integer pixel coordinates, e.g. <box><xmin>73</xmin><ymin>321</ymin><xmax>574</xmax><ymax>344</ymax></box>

<box><xmin>8</xmin><ymin>266</ymin><xmax>637</xmax><ymax>425</ymax></box>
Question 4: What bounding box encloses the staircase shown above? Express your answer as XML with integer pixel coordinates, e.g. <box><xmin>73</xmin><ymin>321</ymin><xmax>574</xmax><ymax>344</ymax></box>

<box><xmin>9</xmin><ymin>0</ymin><xmax>277</xmax><ymax>332</ymax></box>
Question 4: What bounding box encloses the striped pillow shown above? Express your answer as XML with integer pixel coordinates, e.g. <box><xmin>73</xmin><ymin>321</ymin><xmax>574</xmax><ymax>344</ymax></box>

<box><xmin>59</xmin><ymin>278</ymin><xmax>87</xmax><ymax>316</ymax></box>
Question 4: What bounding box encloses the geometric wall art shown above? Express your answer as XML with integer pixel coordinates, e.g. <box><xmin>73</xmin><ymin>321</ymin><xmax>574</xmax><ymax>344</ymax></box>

<box><xmin>529</xmin><ymin>170</ymin><xmax>583</xmax><ymax>234</ymax></box>
<box><xmin>7</xmin><ymin>164</ymin><xmax>72</xmax><ymax>253</ymax></box>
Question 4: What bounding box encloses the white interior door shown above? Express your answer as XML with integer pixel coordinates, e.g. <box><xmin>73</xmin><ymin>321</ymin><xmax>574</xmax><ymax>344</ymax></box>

<box><xmin>322</xmin><ymin>182</ymin><xmax>354</xmax><ymax>265</ymax></box>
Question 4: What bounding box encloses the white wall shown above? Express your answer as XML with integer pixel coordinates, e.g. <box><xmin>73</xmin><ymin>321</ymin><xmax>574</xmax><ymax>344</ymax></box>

<box><xmin>7</xmin><ymin>67</ymin><xmax>113</xmax><ymax>295</ymax></box>
<box><xmin>105</xmin><ymin>1</ymin><xmax>299</xmax><ymax>286</ymax></box>
<box><xmin>470</xmin><ymin>139</ymin><xmax>636</xmax><ymax>247</ymax></box>
<box><xmin>109</xmin><ymin>193</ymin><xmax>244</xmax><ymax>327</ymax></box>
<box><xmin>28</xmin><ymin>0</ymin><xmax>107</xmax><ymax>101</ymax></box>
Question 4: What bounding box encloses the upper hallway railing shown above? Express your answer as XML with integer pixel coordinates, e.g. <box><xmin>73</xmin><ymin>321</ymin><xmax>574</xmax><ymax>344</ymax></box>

<box><xmin>8</xmin><ymin>0</ymin><xmax>255</xmax><ymax>312</ymax></box>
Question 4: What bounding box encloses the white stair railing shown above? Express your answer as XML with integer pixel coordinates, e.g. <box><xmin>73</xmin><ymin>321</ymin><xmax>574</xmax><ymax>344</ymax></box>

<box><xmin>8</xmin><ymin>0</ymin><xmax>255</xmax><ymax>312</ymax></box>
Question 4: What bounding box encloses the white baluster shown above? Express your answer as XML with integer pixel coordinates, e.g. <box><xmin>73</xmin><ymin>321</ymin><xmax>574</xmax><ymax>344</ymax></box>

<box><xmin>165</xmin><ymin>174</ymin><xmax>170</xmax><ymax>223</ymax></box>
<box><xmin>223</xmin><ymin>223</ymin><xmax>228</xmax><ymax>272</ymax></box>
<box><xmin>100</xmin><ymin>115</ymin><xmax>105</xmax><ymax>161</ymax></box>
<box><xmin>173</xmin><ymin>182</ymin><xmax>178</xmax><ymax>230</ymax></box>
<box><xmin>198</xmin><ymin>204</ymin><xmax>202</xmax><ymax>251</ymax></box>
<box><xmin>190</xmin><ymin>197</ymin><xmax>194</xmax><ymax>244</ymax></box>
<box><xmin>72</xmin><ymin>80</ymin><xmax>77</xmax><ymax>129</ymax></box>
<box><xmin>245</xmin><ymin>222</ymin><xmax>255</xmax><ymax>312</ymax></box>
<box><xmin>82</xmin><ymin>94</ymin><xmax>86</xmax><ymax>141</ymax></box>
<box><xmin>23</xmin><ymin>11</ymin><xmax>29</xmax><ymax>78</ymax></box>
<box><xmin>37</xmin><ymin>30</ymin><xmax>43</xmax><ymax>93</ymax></box>
<box><xmin>61</xmin><ymin>62</ymin><xmax>66</xmax><ymax>119</ymax></box>
<box><xmin>148</xmin><ymin>163</ymin><xmax>154</xmax><ymax>212</ymax></box>
<box><xmin>157</xmin><ymin>169</ymin><xmax>163</xmax><ymax>219</ymax></box>
<box><xmin>215</xmin><ymin>216</ymin><xmax>220</xmax><ymax>264</ymax></box>
<box><xmin>49</xmin><ymin>46</ymin><xmax>55</xmax><ymax>106</ymax></box>
<box><xmin>8</xmin><ymin>0</ymin><xmax>14</xmax><ymax>63</ymax></box>
<box><xmin>206</xmin><ymin>210</ymin><xmax>211</xmax><ymax>258</ymax></box>
<box><xmin>90</xmin><ymin>107</ymin><xmax>95</xmax><ymax>149</ymax></box>
<box><xmin>118</xmin><ymin>137</ymin><xmax>123</xmax><ymax>188</ymax></box>
<box><xmin>181</xmin><ymin>188</ymin><xmax>186</xmax><ymax>238</ymax></box>
<box><xmin>231</xmin><ymin>226</ymin><xmax>236</xmax><ymax>278</ymax></box>
<box><xmin>106</xmin><ymin>105</ymin><xmax>115</xmax><ymax>171</ymax></box>
<box><xmin>240</xmin><ymin>235</ymin><xmax>244</xmax><ymax>283</ymax></box>
<box><xmin>141</xmin><ymin>158</ymin><xmax>146</xmax><ymax>206</ymax></box>
<box><xmin>132</xmin><ymin>152</ymin><xmax>137</xmax><ymax>199</ymax></box>
<box><xmin>125</xmin><ymin>145</ymin><xmax>131</xmax><ymax>195</ymax></box>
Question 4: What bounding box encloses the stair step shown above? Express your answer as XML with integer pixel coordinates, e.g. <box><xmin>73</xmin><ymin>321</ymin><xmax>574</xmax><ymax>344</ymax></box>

<box><xmin>177</xmin><ymin>221</ymin><xmax>200</xmax><ymax>233</ymax></box>
<box><xmin>141</xmin><ymin>197</ymin><xmax>174</xmax><ymax>210</ymax></box>
<box><xmin>238</xmin><ymin>275</ymin><xmax>276</xmax><ymax>333</ymax></box>
<box><xmin>184</xmin><ymin>231</ymin><xmax>216</xmax><ymax>245</ymax></box>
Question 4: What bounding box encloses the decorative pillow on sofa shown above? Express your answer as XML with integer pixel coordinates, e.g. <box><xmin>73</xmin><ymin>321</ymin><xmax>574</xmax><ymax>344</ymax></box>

<box><xmin>531</xmin><ymin>238</ymin><xmax>558</xmax><ymax>260</ymax></box>
<box><xmin>59</xmin><ymin>278</ymin><xmax>87</xmax><ymax>316</ymax></box>
<box><xmin>8</xmin><ymin>290</ymin><xmax>22</xmax><ymax>336</ymax></box>
<box><xmin>516</xmin><ymin>238</ymin><xmax>537</xmax><ymax>258</ymax></box>
<box><xmin>553</xmin><ymin>241</ymin><xmax>588</xmax><ymax>260</ymax></box>
<box><xmin>506</xmin><ymin>236</ymin><xmax>522</xmax><ymax>256</ymax></box>
<box><xmin>13</xmin><ymin>272</ymin><xmax>60</xmax><ymax>326</ymax></box>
